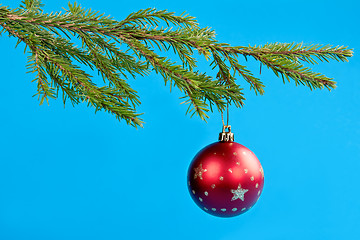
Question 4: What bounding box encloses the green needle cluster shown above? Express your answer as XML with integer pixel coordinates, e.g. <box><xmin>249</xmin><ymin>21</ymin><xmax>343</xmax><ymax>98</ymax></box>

<box><xmin>0</xmin><ymin>0</ymin><xmax>353</xmax><ymax>128</ymax></box>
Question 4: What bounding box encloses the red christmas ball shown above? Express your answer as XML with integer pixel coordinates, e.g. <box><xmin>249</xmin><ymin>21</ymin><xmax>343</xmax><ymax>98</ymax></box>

<box><xmin>187</xmin><ymin>127</ymin><xmax>264</xmax><ymax>217</ymax></box>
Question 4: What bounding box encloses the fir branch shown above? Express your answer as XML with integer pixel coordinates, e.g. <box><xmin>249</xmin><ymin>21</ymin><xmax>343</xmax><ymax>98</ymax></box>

<box><xmin>19</xmin><ymin>0</ymin><xmax>44</xmax><ymax>13</ymax></box>
<box><xmin>236</xmin><ymin>43</ymin><xmax>353</xmax><ymax>64</ymax></box>
<box><xmin>118</xmin><ymin>8</ymin><xmax>198</xmax><ymax>28</ymax></box>
<box><xmin>0</xmin><ymin>1</ymin><xmax>353</xmax><ymax>127</ymax></box>
<box><xmin>121</xmin><ymin>35</ymin><xmax>232</xmax><ymax>120</ymax></box>
<box><xmin>0</xmin><ymin>14</ymin><xmax>143</xmax><ymax>127</ymax></box>
<box><xmin>255</xmin><ymin>54</ymin><xmax>336</xmax><ymax>90</ymax></box>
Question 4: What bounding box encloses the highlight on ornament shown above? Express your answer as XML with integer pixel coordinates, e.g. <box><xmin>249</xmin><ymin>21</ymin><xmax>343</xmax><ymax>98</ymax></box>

<box><xmin>187</xmin><ymin>126</ymin><xmax>264</xmax><ymax>217</ymax></box>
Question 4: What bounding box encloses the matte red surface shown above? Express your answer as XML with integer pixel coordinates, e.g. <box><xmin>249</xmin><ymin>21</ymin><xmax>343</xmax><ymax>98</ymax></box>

<box><xmin>187</xmin><ymin>141</ymin><xmax>264</xmax><ymax>217</ymax></box>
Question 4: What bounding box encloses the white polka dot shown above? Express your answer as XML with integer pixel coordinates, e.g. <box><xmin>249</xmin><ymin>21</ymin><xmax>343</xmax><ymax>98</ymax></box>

<box><xmin>236</xmin><ymin>161</ymin><xmax>240</xmax><ymax>165</ymax></box>
<box><xmin>199</xmin><ymin>197</ymin><xmax>203</xmax><ymax>202</ymax></box>
<box><xmin>212</xmin><ymin>208</ymin><xmax>216</xmax><ymax>211</ymax></box>
<box><xmin>219</xmin><ymin>176</ymin><xmax>224</xmax><ymax>181</ymax></box>
<box><xmin>228</xmin><ymin>168</ymin><xmax>233</xmax><ymax>173</ymax></box>
<box><xmin>258</xmin><ymin>190</ymin><xmax>261</xmax><ymax>196</ymax></box>
<box><xmin>250</xmin><ymin>176</ymin><xmax>254</xmax><ymax>181</ymax></box>
<box><xmin>204</xmin><ymin>191</ymin><xmax>208</xmax><ymax>196</ymax></box>
<box><xmin>211</xmin><ymin>184</ymin><xmax>216</xmax><ymax>189</ymax></box>
<box><xmin>232</xmin><ymin>208</ymin><xmax>237</xmax><ymax>212</ymax></box>
<box><xmin>192</xmin><ymin>190</ymin><xmax>195</xmax><ymax>194</ymax></box>
<box><xmin>204</xmin><ymin>207</ymin><xmax>208</xmax><ymax>211</ymax></box>
<box><xmin>213</xmin><ymin>152</ymin><xmax>217</xmax><ymax>155</ymax></box>
<box><xmin>221</xmin><ymin>208</ymin><xmax>226</xmax><ymax>212</ymax></box>
<box><xmin>233</xmin><ymin>152</ymin><xmax>237</xmax><ymax>156</ymax></box>
<box><xmin>241</xmin><ymin>208</ymin><xmax>246</xmax><ymax>211</ymax></box>
<box><xmin>244</xmin><ymin>169</ymin><xmax>248</xmax><ymax>174</ymax></box>
<box><xmin>255</xmin><ymin>183</ymin><xmax>259</xmax><ymax>188</ymax></box>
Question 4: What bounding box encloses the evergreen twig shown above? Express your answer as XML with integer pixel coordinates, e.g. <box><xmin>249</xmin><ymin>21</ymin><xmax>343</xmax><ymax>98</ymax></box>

<box><xmin>0</xmin><ymin>0</ymin><xmax>353</xmax><ymax>127</ymax></box>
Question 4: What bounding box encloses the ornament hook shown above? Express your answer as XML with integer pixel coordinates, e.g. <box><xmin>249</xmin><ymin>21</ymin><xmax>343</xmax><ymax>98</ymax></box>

<box><xmin>219</xmin><ymin>125</ymin><xmax>234</xmax><ymax>142</ymax></box>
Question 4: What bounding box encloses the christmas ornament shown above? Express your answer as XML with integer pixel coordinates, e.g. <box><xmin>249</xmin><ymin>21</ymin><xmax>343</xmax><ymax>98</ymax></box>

<box><xmin>187</xmin><ymin>126</ymin><xmax>264</xmax><ymax>217</ymax></box>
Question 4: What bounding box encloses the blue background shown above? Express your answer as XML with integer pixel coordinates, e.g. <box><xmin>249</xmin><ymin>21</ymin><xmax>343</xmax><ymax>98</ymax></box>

<box><xmin>0</xmin><ymin>0</ymin><xmax>359</xmax><ymax>239</ymax></box>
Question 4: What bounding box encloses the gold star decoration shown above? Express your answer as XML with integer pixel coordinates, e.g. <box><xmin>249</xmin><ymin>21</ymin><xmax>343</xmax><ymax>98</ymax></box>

<box><xmin>194</xmin><ymin>163</ymin><xmax>207</xmax><ymax>180</ymax></box>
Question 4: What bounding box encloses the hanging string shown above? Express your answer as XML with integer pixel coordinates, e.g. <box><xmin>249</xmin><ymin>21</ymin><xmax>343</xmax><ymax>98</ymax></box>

<box><xmin>221</xmin><ymin>76</ymin><xmax>230</xmax><ymax>129</ymax></box>
<box><xmin>226</xmin><ymin>101</ymin><xmax>229</xmax><ymax>126</ymax></box>
<box><xmin>221</xmin><ymin>101</ymin><xmax>230</xmax><ymax>127</ymax></box>
<box><xmin>221</xmin><ymin>111</ymin><xmax>224</xmax><ymax>126</ymax></box>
